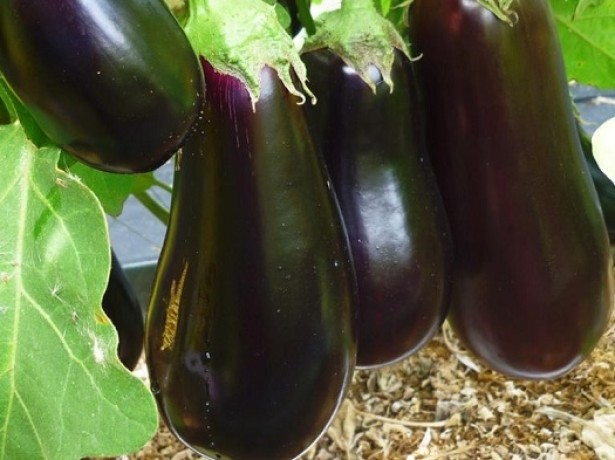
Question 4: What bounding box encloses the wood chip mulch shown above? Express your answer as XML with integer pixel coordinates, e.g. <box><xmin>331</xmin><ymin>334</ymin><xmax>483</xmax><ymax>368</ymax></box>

<box><xmin>121</xmin><ymin>312</ymin><xmax>615</xmax><ymax>460</ymax></box>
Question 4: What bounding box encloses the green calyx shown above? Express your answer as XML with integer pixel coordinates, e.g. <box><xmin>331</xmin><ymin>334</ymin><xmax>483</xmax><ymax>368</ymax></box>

<box><xmin>302</xmin><ymin>0</ymin><xmax>410</xmax><ymax>94</ymax></box>
<box><xmin>477</xmin><ymin>0</ymin><xmax>518</xmax><ymax>26</ymax></box>
<box><xmin>184</xmin><ymin>0</ymin><xmax>314</xmax><ymax>106</ymax></box>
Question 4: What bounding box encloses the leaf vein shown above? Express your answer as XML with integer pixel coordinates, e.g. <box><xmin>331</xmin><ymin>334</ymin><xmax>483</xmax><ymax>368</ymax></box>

<box><xmin>20</xmin><ymin>288</ymin><xmax>122</xmax><ymax>411</ymax></box>
<box><xmin>26</xmin><ymin>178</ymin><xmax>88</xmax><ymax>291</ymax></box>
<box><xmin>0</xmin><ymin>145</ymin><xmax>32</xmax><ymax>455</ymax></box>
<box><xmin>555</xmin><ymin>14</ymin><xmax>615</xmax><ymax>62</ymax></box>
<box><xmin>14</xmin><ymin>389</ymin><xmax>47</xmax><ymax>458</ymax></box>
<box><xmin>0</xmin><ymin>176</ymin><xmax>22</xmax><ymax>208</ymax></box>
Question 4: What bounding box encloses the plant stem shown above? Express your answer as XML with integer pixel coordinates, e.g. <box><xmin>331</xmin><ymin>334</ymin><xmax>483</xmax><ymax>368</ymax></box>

<box><xmin>296</xmin><ymin>0</ymin><xmax>315</xmax><ymax>35</ymax></box>
<box><xmin>153</xmin><ymin>178</ymin><xmax>173</xmax><ymax>194</ymax></box>
<box><xmin>133</xmin><ymin>191</ymin><xmax>170</xmax><ymax>225</ymax></box>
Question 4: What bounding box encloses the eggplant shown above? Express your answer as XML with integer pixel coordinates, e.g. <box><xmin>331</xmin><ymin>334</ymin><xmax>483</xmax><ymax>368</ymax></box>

<box><xmin>302</xmin><ymin>50</ymin><xmax>452</xmax><ymax>368</ymax></box>
<box><xmin>102</xmin><ymin>251</ymin><xmax>144</xmax><ymax>371</ymax></box>
<box><xmin>0</xmin><ymin>0</ymin><xmax>203</xmax><ymax>173</ymax></box>
<box><xmin>409</xmin><ymin>0</ymin><xmax>613</xmax><ymax>379</ymax></box>
<box><xmin>145</xmin><ymin>61</ymin><xmax>357</xmax><ymax>460</ymax></box>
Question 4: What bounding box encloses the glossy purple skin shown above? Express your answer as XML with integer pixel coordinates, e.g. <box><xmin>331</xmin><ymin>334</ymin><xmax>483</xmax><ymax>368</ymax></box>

<box><xmin>302</xmin><ymin>50</ymin><xmax>453</xmax><ymax>368</ymax></box>
<box><xmin>103</xmin><ymin>251</ymin><xmax>144</xmax><ymax>371</ymax></box>
<box><xmin>410</xmin><ymin>0</ymin><xmax>613</xmax><ymax>379</ymax></box>
<box><xmin>0</xmin><ymin>0</ymin><xmax>202</xmax><ymax>173</ymax></box>
<box><xmin>145</xmin><ymin>62</ymin><xmax>357</xmax><ymax>460</ymax></box>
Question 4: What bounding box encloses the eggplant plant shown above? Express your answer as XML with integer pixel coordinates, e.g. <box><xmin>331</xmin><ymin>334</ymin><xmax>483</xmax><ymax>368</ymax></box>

<box><xmin>0</xmin><ymin>0</ymin><xmax>613</xmax><ymax>458</ymax></box>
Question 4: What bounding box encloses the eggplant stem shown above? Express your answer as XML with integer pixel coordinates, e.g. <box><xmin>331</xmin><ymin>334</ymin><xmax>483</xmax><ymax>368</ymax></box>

<box><xmin>133</xmin><ymin>191</ymin><xmax>170</xmax><ymax>225</ymax></box>
<box><xmin>153</xmin><ymin>178</ymin><xmax>173</xmax><ymax>194</ymax></box>
<box><xmin>296</xmin><ymin>0</ymin><xmax>315</xmax><ymax>36</ymax></box>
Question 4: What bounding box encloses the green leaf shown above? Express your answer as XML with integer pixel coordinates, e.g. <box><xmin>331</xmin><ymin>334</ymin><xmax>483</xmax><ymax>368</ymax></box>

<box><xmin>383</xmin><ymin>0</ymin><xmax>412</xmax><ymax>36</ymax></box>
<box><xmin>574</xmin><ymin>0</ymin><xmax>607</xmax><ymax>17</ymax></box>
<box><xmin>0</xmin><ymin>123</ymin><xmax>158</xmax><ymax>459</ymax></box>
<box><xmin>261</xmin><ymin>0</ymin><xmax>292</xmax><ymax>30</ymax></box>
<box><xmin>550</xmin><ymin>0</ymin><xmax>615</xmax><ymax>88</ymax></box>
<box><xmin>0</xmin><ymin>82</ymin><xmax>15</xmax><ymax>125</ymax></box>
<box><xmin>60</xmin><ymin>160</ymin><xmax>137</xmax><ymax>217</ymax></box>
<box><xmin>379</xmin><ymin>0</ymin><xmax>392</xmax><ymax>16</ymax></box>
<box><xmin>132</xmin><ymin>171</ymin><xmax>167</xmax><ymax>195</ymax></box>
<box><xmin>274</xmin><ymin>3</ymin><xmax>293</xmax><ymax>30</ymax></box>
<box><xmin>0</xmin><ymin>77</ymin><xmax>48</xmax><ymax>146</ymax></box>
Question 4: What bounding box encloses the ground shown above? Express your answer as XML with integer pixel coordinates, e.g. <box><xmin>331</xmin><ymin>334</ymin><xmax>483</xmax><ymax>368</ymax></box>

<box><xmin>125</xmin><ymin>315</ymin><xmax>615</xmax><ymax>460</ymax></box>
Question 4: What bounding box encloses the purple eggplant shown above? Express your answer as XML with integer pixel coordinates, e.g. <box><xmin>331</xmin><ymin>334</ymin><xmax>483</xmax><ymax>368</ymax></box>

<box><xmin>145</xmin><ymin>61</ymin><xmax>357</xmax><ymax>460</ymax></box>
<box><xmin>103</xmin><ymin>251</ymin><xmax>144</xmax><ymax>371</ymax></box>
<box><xmin>302</xmin><ymin>50</ymin><xmax>452</xmax><ymax>368</ymax></box>
<box><xmin>0</xmin><ymin>0</ymin><xmax>203</xmax><ymax>173</ymax></box>
<box><xmin>409</xmin><ymin>0</ymin><xmax>613</xmax><ymax>378</ymax></box>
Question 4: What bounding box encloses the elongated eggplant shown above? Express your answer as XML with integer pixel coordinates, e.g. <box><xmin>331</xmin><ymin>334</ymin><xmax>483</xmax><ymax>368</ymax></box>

<box><xmin>409</xmin><ymin>0</ymin><xmax>613</xmax><ymax>379</ymax></box>
<box><xmin>0</xmin><ymin>0</ymin><xmax>202</xmax><ymax>173</ymax></box>
<box><xmin>103</xmin><ymin>251</ymin><xmax>144</xmax><ymax>371</ymax></box>
<box><xmin>145</xmin><ymin>61</ymin><xmax>356</xmax><ymax>460</ymax></box>
<box><xmin>302</xmin><ymin>50</ymin><xmax>452</xmax><ymax>368</ymax></box>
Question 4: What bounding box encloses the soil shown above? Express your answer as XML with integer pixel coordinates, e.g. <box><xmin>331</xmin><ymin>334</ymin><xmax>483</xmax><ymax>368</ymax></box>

<box><xmin>124</xmin><ymin>316</ymin><xmax>615</xmax><ymax>460</ymax></box>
